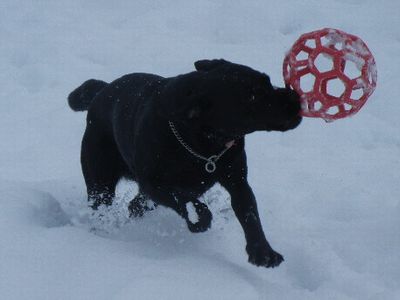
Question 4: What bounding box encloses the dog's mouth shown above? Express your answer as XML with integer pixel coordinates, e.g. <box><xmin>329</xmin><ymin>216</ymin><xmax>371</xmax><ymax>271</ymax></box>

<box><xmin>274</xmin><ymin>115</ymin><xmax>302</xmax><ymax>132</ymax></box>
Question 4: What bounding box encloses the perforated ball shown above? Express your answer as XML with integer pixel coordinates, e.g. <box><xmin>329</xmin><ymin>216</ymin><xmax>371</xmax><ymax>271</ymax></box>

<box><xmin>283</xmin><ymin>28</ymin><xmax>377</xmax><ymax>121</ymax></box>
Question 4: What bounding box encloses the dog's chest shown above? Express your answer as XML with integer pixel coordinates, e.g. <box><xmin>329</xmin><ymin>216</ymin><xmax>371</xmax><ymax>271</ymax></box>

<box><xmin>131</xmin><ymin>121</ymin><xmax>244</xmax><ymax>194</ymax></box>
<box><xmin>135</xmin><ymin>146</ymin><xmax>223</xmax><ymax>192</ymax></box>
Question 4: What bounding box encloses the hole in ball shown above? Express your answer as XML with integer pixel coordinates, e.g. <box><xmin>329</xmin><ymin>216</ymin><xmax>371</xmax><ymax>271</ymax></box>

<box><xmin>296</xmin><ymin>50</ymin><xmax>309</xmax><ymax>61</ymax></box>
<box><xmin>326</xmin><ymin>78</ymin><xmax>346</xmax><ymax>98</ymax></box>
<box><xmin>327</xmin><ymin>106</ymin><xmax>339</xmax><ymax>115</ymax></box>
<box><xmin>344</xmin><ymin>103</ymin><xmax>352</xmax><ymax>111</ymax></box>
<box><xmin>314</xmin><ymin>53</ymin><xmax>334</xmax><ymax>73</ymax></box>
<box><xmin>313</xmin><ymin>101</ymin><xmax>323</xmax><ymax>111</ymax></box>
<box><xmin>350</xmin><ymin>88</ymin><xmax>364</xmax><ymax>100</ymax></box>
<box><xmin>344</xmin><ymin>59</ymin><xmax>362</xmax><ymax>80</ymax></box>
<box><xmin>321</xmin><ymin>36</ymin><xmax>332</xmax><ymax>47</ymax></box>
<box><xmin>299</xmin><ymin>73</ymin><xmax>316</xmax><ymax>93</ymax></box>
<box><xmin>305</xmin><ymin>39</ymin><xmax>316</xmax><ymax>48</ymax></box>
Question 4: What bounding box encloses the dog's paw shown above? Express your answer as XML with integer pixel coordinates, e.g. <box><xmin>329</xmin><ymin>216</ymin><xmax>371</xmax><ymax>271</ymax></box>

<box><xmin>246</xmin><ymin>243</ymin><xmax>284</xmax><ymax>268</ymax></box>
<box><xmin>128</xmin><ymin>200</ymin><xmax>146</xmax><ymax>217</ymax></box>
<box><xmin>186</xmin><ymin>203</ymin><xmax>212</xmax><ymax>233</ymax></box>
<box><xmin>128</xmin><ymin>195</ymin><xmax>157</xmax><ymax>218</ymax></box>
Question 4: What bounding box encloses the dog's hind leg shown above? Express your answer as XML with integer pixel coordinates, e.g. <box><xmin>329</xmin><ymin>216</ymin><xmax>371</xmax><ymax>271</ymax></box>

<box><xmin>128</xmin><ymin>192</ymin><xmax>158</xmax><ymax>217</ymax></box>
<box><xmin>81</xmin><ymin>127</ymin><xmax>126</xmax><ymax>209</ymax></box>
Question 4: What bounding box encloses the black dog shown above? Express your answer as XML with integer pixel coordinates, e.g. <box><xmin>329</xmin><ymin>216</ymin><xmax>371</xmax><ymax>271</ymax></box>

<box><xmin>68</xmin><ymin>59</ymin><xmax>302</xmax><ymax>268</ymax></box>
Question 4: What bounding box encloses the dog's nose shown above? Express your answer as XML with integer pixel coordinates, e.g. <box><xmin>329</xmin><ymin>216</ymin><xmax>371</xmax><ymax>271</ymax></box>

<box><xmin>275</xmin><ymin>87</ymin><xmax>301</xmax><ymax>114</ymax></box>
<box><xmin>283</xmin><ymin>88</ymin><xmax>302</xmax><ymax>116</ymax></box>
<box><xmin>290</xmin><ymin>96</ymin><xmax>302</xmax><ymax>116</ymax></box>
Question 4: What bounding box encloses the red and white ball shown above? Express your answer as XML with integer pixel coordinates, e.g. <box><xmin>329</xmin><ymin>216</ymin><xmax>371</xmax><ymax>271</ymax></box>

<box><xmin>283</xmin><ymin>28</ymin><xmax>377</xmax><ymax>121</ymax></box>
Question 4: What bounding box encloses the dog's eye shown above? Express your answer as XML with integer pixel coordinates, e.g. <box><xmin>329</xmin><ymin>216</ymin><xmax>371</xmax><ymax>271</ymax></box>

<box><xmin>249</xmin><ymin>94</ymin><xmax>256</xmax><ymax>102</ymax></box>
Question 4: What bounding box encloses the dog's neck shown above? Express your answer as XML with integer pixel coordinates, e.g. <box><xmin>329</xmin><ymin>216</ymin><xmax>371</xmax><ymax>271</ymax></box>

<box><xmin>168</xmin><ymin>121</ymin><xmax>235</xmax><ymax>173</ymax></box>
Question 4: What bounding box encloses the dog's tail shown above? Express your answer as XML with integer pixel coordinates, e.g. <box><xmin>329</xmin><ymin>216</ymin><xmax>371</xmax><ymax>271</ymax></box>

<box><xmin>68</xmin><ymin>79</ymin><xmax>108</xmax><ymax>111</ymax></box>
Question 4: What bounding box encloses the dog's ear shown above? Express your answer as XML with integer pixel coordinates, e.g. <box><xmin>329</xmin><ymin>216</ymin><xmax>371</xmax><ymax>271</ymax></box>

<box><xmin>194</xmin><ymin>59</ymin><xmax>228</xmax><ymax>72</ymax></box>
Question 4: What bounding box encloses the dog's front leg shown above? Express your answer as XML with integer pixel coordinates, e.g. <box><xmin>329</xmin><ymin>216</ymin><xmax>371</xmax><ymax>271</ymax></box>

<box><xmin>220</xmin><ymin>178</ymin><xmax>284</xmax><ymax>268</ymax></box>
<box><xmin>184</xmin><ymin>199</ymin><xmax>213</xmax><ymax>233</ymax></box>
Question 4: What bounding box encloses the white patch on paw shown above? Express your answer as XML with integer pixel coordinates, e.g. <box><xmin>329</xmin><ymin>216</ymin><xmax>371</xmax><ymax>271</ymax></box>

<box><xmin>186</xmin><ymin>202</ymin><xmax>199</xmax><ymax>224</ymax></box>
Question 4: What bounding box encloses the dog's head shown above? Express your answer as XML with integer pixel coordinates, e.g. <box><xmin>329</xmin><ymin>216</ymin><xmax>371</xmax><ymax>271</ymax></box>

<box><xmin>161</xmin><ymin>59</ymin><xmax>302</xmax><ymax>145</ymax></box>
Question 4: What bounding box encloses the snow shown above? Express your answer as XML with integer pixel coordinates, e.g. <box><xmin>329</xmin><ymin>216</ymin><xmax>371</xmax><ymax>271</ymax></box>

<box><xmin>1</xmin><ymin>0</ymin><xmax>400</xmax><ymax>299</ymax></box>
<box><xmin>186</xmin><ymin>202</ymin><xmax>199</xmax><ymax>224</ymax></box>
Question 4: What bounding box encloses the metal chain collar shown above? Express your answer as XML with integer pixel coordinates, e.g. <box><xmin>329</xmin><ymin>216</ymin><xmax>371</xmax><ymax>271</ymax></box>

<box><xmin>168</xmin><ymin>121</ymin><xmax>231</xmax><ymax>173</ymax></box>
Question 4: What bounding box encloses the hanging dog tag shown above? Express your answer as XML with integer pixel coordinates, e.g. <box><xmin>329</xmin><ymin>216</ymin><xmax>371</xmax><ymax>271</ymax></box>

<box><xmin>205</xmin><ymin>155</ymin><xmax>218</xmax><ymax>173</ymax></box>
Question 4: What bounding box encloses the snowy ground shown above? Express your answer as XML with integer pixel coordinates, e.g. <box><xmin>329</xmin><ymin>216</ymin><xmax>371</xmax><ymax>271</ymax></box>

<box><xmin>1</xmin><ymin>1</ymin><xmax>399</xmax><ymax>299</ymax></box>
